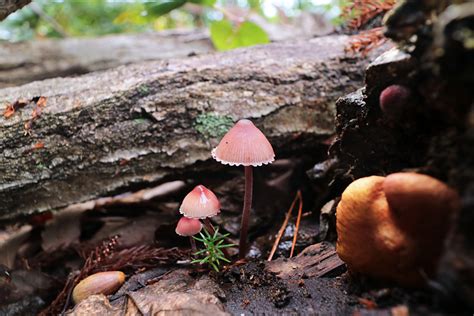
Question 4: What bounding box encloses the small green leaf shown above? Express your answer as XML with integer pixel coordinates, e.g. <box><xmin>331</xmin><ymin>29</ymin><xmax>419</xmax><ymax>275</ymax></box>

<box><xmin>217</xmin><ymin>243</ymin><xmax>235</xmax><ymax>248</ymax></box>
<box><xmin>210</xmin><ymin>20</ymin><xmax>237</xmax><ymax>51</ymax></box>
<box><xmin>194</xmin><ymin>249</ymin><xmax>208</xmax><ymax>255</ymax></box>
<box><xmin>146</xmin><ymin>0</ymin><xmax>186</xmax><ymax>17</ymax></box>
<box><xmin>210</xmin><ymin>19</ymin><xmax>270</xmax><ymax>51</ymax></box>
<box><xmin>238</xmin><ymin>21</ymin><xmax>270</xmax><ymax>47</ymax></box>
<box><xmin>193</xmin><ymin>236</ymin><xmax>205</xmax><ymax>242</ymax></box>
<box><xmin>189</xmin><ymin>0</ymin><xmax>216</xmax><ymax>6</ymax></box>
<box><xmin>210</xmin><ymin>262</ymin><xmax>219</xmax><ymax>272</ymax></box>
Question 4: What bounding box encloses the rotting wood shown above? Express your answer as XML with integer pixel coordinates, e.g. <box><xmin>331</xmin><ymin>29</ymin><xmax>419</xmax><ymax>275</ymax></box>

<box><xmin>266</xmin><ymin>242</ymin><xmax>345</xmax><ymax>279</ymax></box>
<box><xmin>0</xmin><ymin>35</ymin><xmax>387</xmax><ymax>221</ymax></box>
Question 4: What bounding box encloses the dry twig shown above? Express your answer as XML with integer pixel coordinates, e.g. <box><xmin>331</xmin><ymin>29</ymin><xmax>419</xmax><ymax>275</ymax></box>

<box><xmin>289</xmin><ymin>191</ymin><xmax>303</xmax><ymax>258</ymax></box>
<box><xmin>267</xmin><ymin>191</ymin><xmax>301</xmax><ymax>261</ymax></box>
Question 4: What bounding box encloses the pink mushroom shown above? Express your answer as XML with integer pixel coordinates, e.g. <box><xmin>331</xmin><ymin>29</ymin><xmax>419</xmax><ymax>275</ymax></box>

<box><xmin>175</xmin><ymin>217</ymin><xmax>203</xmax><ymax>252</ymax></box>
<box><xmin>212</xmin><ymin>119</ymin><xmax>275</xmax><ymax>258</ymax></box>
<box><xmin>179</xmin><ymin>184</ymin><xmax>220</xmax><ymax>234</ymax></box>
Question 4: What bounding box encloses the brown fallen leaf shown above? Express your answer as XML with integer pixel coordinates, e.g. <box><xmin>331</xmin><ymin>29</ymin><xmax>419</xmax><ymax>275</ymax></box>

<box><xmin>41</xmin><ymin>204</ymin><xmax>88</xmax><ymax>252</ymax></box>
<box><xmin>69</xmin><ymin>270</ymin><xmax>228</xmax><ymax>315</ymax></box>
<box><xmin>0</xmin><ymin>225</ymin><xmax>32</xmax><ymax>268</ymax></box>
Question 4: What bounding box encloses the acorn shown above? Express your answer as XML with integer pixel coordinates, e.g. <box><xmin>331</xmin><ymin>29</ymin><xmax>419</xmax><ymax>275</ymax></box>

<box><xmin>72</xmin><ymin>271</ymin><xmax>125</xmax><ymax>304</ymax></box>
<box><xmin>336</xmin><ymin>173</ymin><xmax>459</xmax><ymax>287</ymax></box>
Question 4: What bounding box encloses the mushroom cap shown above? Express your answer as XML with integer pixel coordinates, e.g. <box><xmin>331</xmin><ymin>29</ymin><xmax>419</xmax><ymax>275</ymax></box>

<box><xmin>212</xmin><ymin>119</ymin><xmax>275</xmax><ymax>167</ymax></box>
<box><xmin>175</xmin><ymin>217</ymin><xmax>203</xmax><ymax>236</ymax></box>
<box><xmin>179</xmin><ymin>185</ymin><xmax>220</xmax><ymax>219</ymax></box>
<box><xmin>383</xmin><ymin>172</ymin><xmax>460</xmax><ymax>235</ymax></box>
<box><xmin>336</xmin><ymin>173</ymin><xmax>459</xmax><ymax>287</ymax></box>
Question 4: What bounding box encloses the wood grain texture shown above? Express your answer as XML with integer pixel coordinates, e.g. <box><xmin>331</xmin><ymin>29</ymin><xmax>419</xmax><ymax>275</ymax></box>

<box><xmin>0</xmin><ymin>35</ymin><xmax>377</xmax><ymax>220</ymax></box>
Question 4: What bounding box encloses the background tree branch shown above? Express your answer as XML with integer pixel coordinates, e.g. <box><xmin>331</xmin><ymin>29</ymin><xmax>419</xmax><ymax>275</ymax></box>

<box><xmin>0</xmin><ymin>0</ymin><xmax>31</xmax><ymax>21</ymax></box>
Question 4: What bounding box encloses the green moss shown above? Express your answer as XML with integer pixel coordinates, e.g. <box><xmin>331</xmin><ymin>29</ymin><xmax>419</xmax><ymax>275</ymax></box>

<box><xmin>137</xmin><ymin>84</ymin><xmax>150</xmax><ymax>95</ymax></box>
<box><xmin>194</xmin><ymin>113</ymin><xmax>234</xmax><ymax>139</ymax></box>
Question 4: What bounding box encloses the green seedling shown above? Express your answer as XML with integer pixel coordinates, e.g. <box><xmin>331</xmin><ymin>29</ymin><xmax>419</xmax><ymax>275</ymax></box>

<box><xmin>192</xmin><ymin>227</ymin><xmax>234</xmax><ymax>272</ymax></box>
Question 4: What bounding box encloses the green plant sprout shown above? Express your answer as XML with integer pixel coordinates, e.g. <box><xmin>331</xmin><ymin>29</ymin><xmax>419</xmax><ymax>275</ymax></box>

<box><xmin>192</xmin><ymin>227</ymin><xmax>234</xmax><ymax>272</ymax></box>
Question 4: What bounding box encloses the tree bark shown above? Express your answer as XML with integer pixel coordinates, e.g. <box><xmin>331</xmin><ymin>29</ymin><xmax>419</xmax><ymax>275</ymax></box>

<box><xmin>0</xmin><ymin>30</ymin><xmax>214</xmax><ymax>88</ymax></box>
<box><xmin>0</xmin><ymin>0</ymin><xmax>31</xmax><ymax>21</ymax></box>
<box><xmin>0</xmin><ymin>35</ymin><xmax>378</xmax><ymax>221</ymax></box>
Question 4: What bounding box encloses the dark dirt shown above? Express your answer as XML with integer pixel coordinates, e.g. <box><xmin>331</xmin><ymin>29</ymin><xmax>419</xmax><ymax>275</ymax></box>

<box><xmin>217</xmin><ymin>260</ymin><xmax>456</xmax><ymax>316</ymax></box>
<box><xmin>220</xmin><ymin>261</ymin><xmax>352</xmax><ymax>315</ymax></box>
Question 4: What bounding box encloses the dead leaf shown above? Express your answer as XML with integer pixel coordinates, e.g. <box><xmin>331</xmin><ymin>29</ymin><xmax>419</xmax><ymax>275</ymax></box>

<box><xmin>90</xmin><ymin>215</ymin><xmax>163</xmax><ymax>249</ymax></box>
<box><xmin>41</xmin><ymin>205</ymin><xmax>88</xmax><ymax>252</ymax></box>
<box><xmin>0</xmin><ymin>270</ymin><xmax>56</xmax><ymax>306</ymax></box>
<box><xmin>70</xmin><ymin>270</ymin><xmax>228</xmax><ymax>315</ymax></box>
<box><xmin>0</xmin><ymin>225</ymin><xmax>32</xmax><ymax>268</ymax></box>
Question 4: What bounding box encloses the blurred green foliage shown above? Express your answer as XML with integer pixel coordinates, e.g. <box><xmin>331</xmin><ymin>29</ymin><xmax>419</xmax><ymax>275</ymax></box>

<box><xmin>210</xmin><ymin>20</ymin><xmax>269</xmax><ymax>51</ymax></box>
<box><xmin>0</xmin><ymin>0</ymin><xmax>344</xmax><ymax>50</ymax></box>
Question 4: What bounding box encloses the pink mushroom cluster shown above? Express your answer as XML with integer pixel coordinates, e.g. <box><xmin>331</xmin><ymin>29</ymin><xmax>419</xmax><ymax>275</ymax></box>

<box><xmin>175</xmin><ymin>119</ymin><xmax>275</xmax><ymax>260</ymax></box>
<box><xmin>175</xmin><ymin>184</ymin><xmax>220</xmax><ymax>251</ymax></box>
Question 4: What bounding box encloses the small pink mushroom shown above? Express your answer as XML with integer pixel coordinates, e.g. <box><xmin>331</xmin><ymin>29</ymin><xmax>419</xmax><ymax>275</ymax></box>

<box><xmin>175</xmin><ymin>217</ymin><xmax>203</xmax><ymax>252</ymax></box>
<box><xmin>179</xmin><ymin>184</ymin><xmax>220</xmax><ymax>234</ymax></box>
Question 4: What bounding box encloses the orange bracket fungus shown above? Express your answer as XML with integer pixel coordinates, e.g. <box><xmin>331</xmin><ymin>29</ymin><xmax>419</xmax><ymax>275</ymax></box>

<box><xmin>179</xmin><ymin>184</ymin><xmax>220</xmax><ymax>234</ymax></box>
<box><xmin>336</xmin><ymin>172</ymin><xmax>460</xmax><ymax>287</ymax></box>
<box><xmin>175</xmin><ymin>216</ymin><xmax>203</xmax><ymax>252</ymax></box>
<box><xmin>212</xmin><ymin>119</ymin><xmax>275</xmax><ymax>259</ymax></box>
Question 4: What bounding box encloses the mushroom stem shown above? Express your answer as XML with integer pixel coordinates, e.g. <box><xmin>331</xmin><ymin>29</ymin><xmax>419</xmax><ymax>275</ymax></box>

<box><xmin>189</xmin><ymin>237</ymin><xmax>197</xmax><ymax>253</ymax></box>
<box><xmin>239</xmin><ymin>165</ymin><xmax>253</xmax><ymax>259</ymax></box>
<box><xmin>203</xmin><ymin>218</ymin><xmax>215</xmax><ymax>235</ymax></box>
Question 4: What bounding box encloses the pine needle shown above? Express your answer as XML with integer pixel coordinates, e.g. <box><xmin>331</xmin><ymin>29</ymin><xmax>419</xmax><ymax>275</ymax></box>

<box><xmin>289</xmin><ymin>191</ymin><xmax>303</xmax><ymax>258</ymax></box>
<box><xmin>267</xmin><ymin>191</ymin><xmax>301</xmax><ymax>262</ymax></box>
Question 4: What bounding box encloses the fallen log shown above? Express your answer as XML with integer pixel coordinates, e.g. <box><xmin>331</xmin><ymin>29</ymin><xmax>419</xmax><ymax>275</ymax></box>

<box><xmin>0</xmin><ymin>30</ymin><xmax>214</xmax><ymax>88</ymax></box>
<box><xmin>0</xmin><ymin>0</ymin><xmax>31</xmax><ymax>21</ymax></box>
<box><xmin>0</xmin><ymin>35</ymin><xmax>381</xmax><ymax>221</ymax></box>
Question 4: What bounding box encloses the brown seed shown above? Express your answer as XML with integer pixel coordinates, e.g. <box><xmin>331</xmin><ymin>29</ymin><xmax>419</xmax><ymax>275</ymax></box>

<box><xmin>72</xmin><ymin>271</ymin><xmax>125</xmax><ymax>304</ymax></box>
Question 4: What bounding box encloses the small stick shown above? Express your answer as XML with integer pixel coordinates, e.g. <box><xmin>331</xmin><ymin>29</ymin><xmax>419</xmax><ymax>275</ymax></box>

<box><xmin>289</xmin><ymin>191</ymin><xmax>303</xmax><ymax>258</ymax></box>
<box><xmin>267</xmin><ymin>191</ymin><xmax>299</xmax><ymax>262</ymax></box>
